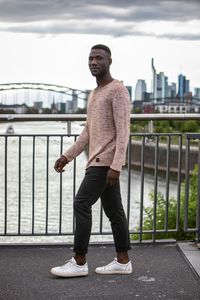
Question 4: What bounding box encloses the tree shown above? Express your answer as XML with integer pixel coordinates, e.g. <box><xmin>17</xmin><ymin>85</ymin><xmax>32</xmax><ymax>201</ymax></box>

<box><xmin>75</xmin><ymin>107</ymin><xmax>87</xmax><ymax>114</ymax></box>
<box><xmin>26</xmin><ymin>107</ymin><xmax>39</xmax><ymax>114</ymax></box>
<box><xmin>42</xmin><ymin>108</ymin><xmax>52</xmax><ymax>114</ymax></box>
<box><xmin>0</xmin><ymin>109</ymin><xmax>15</xmax><ymax>114</ymax></box>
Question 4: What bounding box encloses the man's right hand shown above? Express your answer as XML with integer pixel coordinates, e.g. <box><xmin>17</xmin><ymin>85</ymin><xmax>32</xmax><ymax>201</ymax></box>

<box><xmin>54</xmin><ymin>155</ymin><xmax>68</xmax><ymax>173</ymax></box>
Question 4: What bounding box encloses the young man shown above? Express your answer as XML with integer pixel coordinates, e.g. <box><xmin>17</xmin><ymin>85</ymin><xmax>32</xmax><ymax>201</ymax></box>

<box><xmin>51</xmin><ymin>44</ymin><xmax>132</xmax><ymax>277</ymax></box>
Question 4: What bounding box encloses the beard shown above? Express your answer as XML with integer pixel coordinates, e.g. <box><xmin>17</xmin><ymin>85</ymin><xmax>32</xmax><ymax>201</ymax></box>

<box><xmin>90</xmin><ymin>65</ymin><xmax>109</xmax><ymax>78</ymax></box>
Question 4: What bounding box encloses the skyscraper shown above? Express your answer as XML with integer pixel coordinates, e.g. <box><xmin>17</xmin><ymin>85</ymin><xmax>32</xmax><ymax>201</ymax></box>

<box><xmin>151</xmin><ymin>58</ymin><xmax>157</xmax><ymax>101</ymax></box>
<box><xmin>194</xmin><ymin>88</ymin><xmax>200</xmax><ymax>99</ymax></box>
<box><xmin>167</xmin><ymin>83</ymin><xmax>176</xmax><ymax>99</ymax></box>
<box><xmin>185</xmin><ymin>80</ymin><xmax>190</xmax><ymax>94</ymax></box>
<box><xmin>151</xmin><ymin>59</ymin><xmax>168</xmax><ymax>102</ymax></box>
<box><xmin>135</xmin><ymin>79</ymin><xmax>147</xmax><ymax>101</ymax></box>
<box><xmin>178</xmin><ymin>74</ymin><xmax>190</xmax><ymax>99</ymax></box>
<box><xmin>156</xmin><ymin>72</ymin><xmax>168</xmax><ymax>101</ymax></box>
<box><xmin>126</xmin><ymin>86</ymin><xmax>132</xmax><ymax>100</ymax></box>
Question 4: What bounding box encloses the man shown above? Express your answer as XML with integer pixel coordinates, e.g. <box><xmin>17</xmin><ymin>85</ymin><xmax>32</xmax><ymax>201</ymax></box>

<box><xmin>51</xmin><ymin>44</ymin><xmax>132</xmax><ymax>277</ymax></box>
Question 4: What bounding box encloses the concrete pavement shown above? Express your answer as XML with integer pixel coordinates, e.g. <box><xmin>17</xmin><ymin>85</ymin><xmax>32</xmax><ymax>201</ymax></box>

<box><xmin>0</xmin><ymin>243</ymin><xmax>199</xmax><ymax>300</ymax></box>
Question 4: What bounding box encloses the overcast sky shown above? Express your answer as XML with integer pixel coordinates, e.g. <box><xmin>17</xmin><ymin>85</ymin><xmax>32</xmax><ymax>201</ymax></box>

<box><xmin>0</xmin><ymin>0</ymin><xmax>199</xmax><ymax>93</ymax></box>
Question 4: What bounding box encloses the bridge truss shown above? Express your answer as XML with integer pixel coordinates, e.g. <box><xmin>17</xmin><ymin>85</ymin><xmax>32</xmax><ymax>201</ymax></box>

<box><xmin>0</xmin><ymin>82</ymin><xmax>89</xmax><ymax>111</ymax></box>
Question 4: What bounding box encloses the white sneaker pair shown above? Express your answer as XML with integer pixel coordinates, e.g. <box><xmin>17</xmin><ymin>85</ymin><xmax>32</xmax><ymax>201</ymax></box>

<box><xmin>50</xmin><ymin>257</ymin><xmax>132</xmax><ymax>277</ymax></box>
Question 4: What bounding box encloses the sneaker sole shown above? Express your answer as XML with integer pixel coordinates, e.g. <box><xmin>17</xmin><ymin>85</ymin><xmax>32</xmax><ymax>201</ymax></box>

<box><xmin>50</xmin><ymin>270</ymin><xmax>88</xmax><ymax>277</ymax></box>
<box><xmin>95</xmin><ymin>270</ymin><xmax>132</xmax><ymax>275</ymax></box>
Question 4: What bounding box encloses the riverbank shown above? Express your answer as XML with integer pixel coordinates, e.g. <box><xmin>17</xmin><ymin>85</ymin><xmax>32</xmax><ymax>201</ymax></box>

<box><xmin>130</xmin><ymin>140</ymin><xmax>198</xmax><ymax>174</ymax></box>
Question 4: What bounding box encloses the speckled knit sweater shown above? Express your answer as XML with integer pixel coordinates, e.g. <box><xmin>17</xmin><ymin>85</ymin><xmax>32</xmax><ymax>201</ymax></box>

<box><xmin>63</xmin><ymin>79</ymin><xmax>131</xmax><ymax>172</ymax></box>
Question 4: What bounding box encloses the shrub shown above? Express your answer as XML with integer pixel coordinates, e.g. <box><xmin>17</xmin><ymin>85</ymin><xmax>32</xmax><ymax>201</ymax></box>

<box><xmin>132</xmin><ymin>165</ymin><xmax>198</xmax><ymax>241</ymax></box>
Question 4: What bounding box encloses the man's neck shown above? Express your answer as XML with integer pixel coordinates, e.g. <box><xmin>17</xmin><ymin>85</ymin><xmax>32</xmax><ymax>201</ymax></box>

<box><xmin>96</xmin><ymin>73</ymin><xmax>114</xmax><ymax>88</ymax></box>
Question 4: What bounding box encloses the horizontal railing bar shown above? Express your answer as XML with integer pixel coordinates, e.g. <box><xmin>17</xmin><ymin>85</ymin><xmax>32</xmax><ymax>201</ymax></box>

<box><xmin>0</xmin><ymin>133</ymin><xmax>186</xmax><ymax>137</ymax></box>
<box><xmin>0</xmin><ymin>134</ymin><xmax>80</xmax><ymax>137</ymax></box>
<box><xmin>0</xmin><ymin>228</ymin><xmax>193</xmax><ymax>237</ymax></box>
<box><xmin>0</xmin><ymin>114</ymin><xmax>87</xmax><ymax>122</ymax></box>
<box><xmin>1</xmin><ymin>113</ymin><xmax>200</xmax><ymax>122</ymax></box>
<box><xmin>131</xmin><ymin>229</ymin><xmax>188</xmax><ymax>233</ymax></box>
<box><xmin>185</xmin><ymin>133</ymin><xmax>200</xmax><ymax>139</ymax></box>
<box><xmin>0</xmin><ymin>240</ymin><xmax>177</xmax><ymax>247</ymax></box>
<box><xmin>0</xmin><ymin>233</ymin><xmax>75</xmax><ymax>236</ymax></box>
<box><xmin>182</xmin><ymin>228</ymin><xmax>198</xmax><ymax>233</ymax></box>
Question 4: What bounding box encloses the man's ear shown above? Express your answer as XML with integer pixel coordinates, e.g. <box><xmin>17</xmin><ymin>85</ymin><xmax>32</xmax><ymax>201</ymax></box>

<box><xmin>109</xmin><ymin>58</ymin><xmax>112</xmax><ymax>65</ymax></box>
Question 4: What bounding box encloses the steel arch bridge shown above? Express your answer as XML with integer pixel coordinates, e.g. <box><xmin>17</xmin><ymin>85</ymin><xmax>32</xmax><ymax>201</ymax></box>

<box><xmin>0</xmin><ymin>82</ymin><xmax>89</xmax><ymax>113</ymax></box>
<box><xmin>0</xmin><ymin>82</ymin><xmax>88</xmax><ymax>100</ymax></box>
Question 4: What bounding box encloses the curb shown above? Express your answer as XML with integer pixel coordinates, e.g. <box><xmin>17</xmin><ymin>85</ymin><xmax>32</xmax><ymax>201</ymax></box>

<box><xmin>177</xmin><ymin>242</ymin><xmax>200</xmax><ymax>279</ymax></box>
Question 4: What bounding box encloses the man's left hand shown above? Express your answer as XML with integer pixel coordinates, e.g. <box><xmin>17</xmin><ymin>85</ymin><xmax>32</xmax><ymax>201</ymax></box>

<box><xmin>106</xmin><ymin>168</ymin><xmax>120</xmax><ymax>186</ymax></box>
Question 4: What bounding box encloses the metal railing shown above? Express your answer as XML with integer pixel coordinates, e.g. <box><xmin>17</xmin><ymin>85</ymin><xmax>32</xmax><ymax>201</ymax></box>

<box><xmin>0</xmin><ymin>114</ymin><xmax>200</xmax><ymax>243</ymax></box>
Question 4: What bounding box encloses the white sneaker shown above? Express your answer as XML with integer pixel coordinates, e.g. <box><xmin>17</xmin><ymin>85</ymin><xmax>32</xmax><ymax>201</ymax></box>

<box><xmin>50</xmin><ymin>257</ymin><xmax>88</xmax><ymax>277</ymax></box>
<box><xmin>95</xmin><ymin>258</ymin><xmax>132</xmax><ymax>275</ymax></box>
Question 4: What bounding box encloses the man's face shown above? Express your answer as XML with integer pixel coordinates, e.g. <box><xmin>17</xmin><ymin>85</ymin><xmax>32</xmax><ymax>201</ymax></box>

<box><xmin>88</xmin><ymin>48</ymin><xmax>112</xmax><ymax>77</ymax></box>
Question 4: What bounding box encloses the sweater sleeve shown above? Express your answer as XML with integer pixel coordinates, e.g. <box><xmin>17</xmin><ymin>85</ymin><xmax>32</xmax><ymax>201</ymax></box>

<box><xmin>62</xmin><ymin>121</ymin><xmax>89</xmax><ymax>162</ymax></box>
<box><xmin>110</xmin><ymin>86</ymin><xmax>131</xmax><ymax>172</ymax></box>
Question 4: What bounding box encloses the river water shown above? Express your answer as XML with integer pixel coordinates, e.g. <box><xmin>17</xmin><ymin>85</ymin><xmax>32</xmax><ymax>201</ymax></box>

<box><xmin>0</xmin><ymin>121</ymin><xmax>178</xmax><ymax>243</ymax></box>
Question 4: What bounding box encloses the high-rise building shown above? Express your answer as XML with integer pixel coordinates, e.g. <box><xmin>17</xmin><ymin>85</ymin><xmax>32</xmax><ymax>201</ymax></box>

<box><xmin>151</xmin><ymin>58</ymin><xmax>157</xmax><ymax>101</ymax></box>
<box><xmin>178</xmin><ymin>74</ymin><xmax>190</xmax><ymax>99</ymax></box>
<box><xmin>178</xmin><ymin>74</ymin><xmax>185</xmax><ymax>98</ymax></box>
<box><xmin>135</xmin><ymin>79</ymin><xmax>146</xmax><ymax>101</ymax></box>
<box><xmin>151</xmin><ymin>59</ymin><xmax>168</xmax><ymax>102</ymax></box>
<box><xmin>126</xmin><ymin>86</ymin><xmax>132</xmax><ymax>100</ymax></box>
<box><xmin>167</xmin><ymin>83</ymin><xmax>176</xmax><ymax>99</ymax></box>
<box><xmin>66</xmin><ymin>100</ymin><xmax>73</xmax><ymax>113</ymax></box>
<box><xmin>156</xmin><ymin>72</ymin><xmax>168</xmax><ymax>101</ymax></box>
<box><xmin>55</xmin><ymin>102</ymin><xmax>66</xmax><ymax>113</ymax></box>
<box><xmin>33</xmin><ymin>101</ymin><xmax>43</xmax><ymax>111</ymax></box>
<box><xmin>72</xmin><ymin>90</ymin><xmax>78</xmax><ymax>112</ymax></box>
<box><xmin>194</xmin><ymin>88</ymin><xmax>200</xmax><ymax>99</ymax></box>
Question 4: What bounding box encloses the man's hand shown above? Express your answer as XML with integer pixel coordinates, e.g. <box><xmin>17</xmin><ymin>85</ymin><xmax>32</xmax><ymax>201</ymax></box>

<box><xmin>54</xmin><ymin>155</ymin><xmax>68</xmax><ymax>173</ymax></box>
<box><xmin>106</xmin><ymin>168</ymin><xmax>120</xmax><ymax>186</ymax></box>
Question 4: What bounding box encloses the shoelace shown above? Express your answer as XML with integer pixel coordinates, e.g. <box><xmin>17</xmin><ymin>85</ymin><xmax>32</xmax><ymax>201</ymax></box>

<box><xmin>64</xmin><ymin>259</ymin><xmax>74</xmax><ymax>266</ymax></box>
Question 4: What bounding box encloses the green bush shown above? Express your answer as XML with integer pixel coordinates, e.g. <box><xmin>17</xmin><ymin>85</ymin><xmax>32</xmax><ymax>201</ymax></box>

<box><xmin>130</xmin><ymin>120</ymin><xmax>200</xmax><ymax>134</ymax></box>
<box><xmin>132</xmin><ymin>165</ymin><xmax>198</xmax><ymax>241</ymax></box>
<box><xmin>182</xmin><ymin>120</ymin><xmax>199</xmax><ymax>132</ymax></box>
<box><xmin>154</xmin><ymin>120</ymin><xmax>171</xmax><ymax>133</ymax></box>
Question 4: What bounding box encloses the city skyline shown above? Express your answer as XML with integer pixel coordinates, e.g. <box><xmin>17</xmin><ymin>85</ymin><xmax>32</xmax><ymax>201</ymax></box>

<box><xmin>0</xmin><ymin>57</ymin><xmax>199</xmax><ymax>105</ymax></box>
<box><xmin>0</xmin><ymin>0</ymin><xmax>199</xmax><ymax>91</ymax></box>
<box><xmin>134</xmin><ymin>57</ymin><xmax>200</xmax><ymax>100</ymax></box>
<box><xmin>0</xmin><ymin>58</ymin><xmax>199</xmax><ymax>108</ymax></box>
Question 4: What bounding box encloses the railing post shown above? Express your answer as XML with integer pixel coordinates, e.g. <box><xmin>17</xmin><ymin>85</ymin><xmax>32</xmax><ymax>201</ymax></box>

<box><xmin>139</xmin><ymin>136</ymin><xmax>145</xmax><ymax>242</ymax></box>
<box><xmin>148</xmin><ymin>120</ymin><xmax>154</xmax><ymax>133</ymax></box>
<box><xmin>185</xmin><ymin>133</ymin><xmax>200</xmax><ymax>241</ymax></box>
<box><xmin>196</xmin><ymin>139</ymin><xmax>200</xmax><ymax>243</ymax></box>
<box><xmin>67</xmin><ymin>121</ymin><xmax>71</xmax><ymax>135</ymax></box>
<box><xmin>184</xmin><ymin>136</ymin><xmax>190</xmax><ymax>232</ymax></box>
<box><xmin>126</xmin><ymin>136</ymin><xmax>132</xmax><ymax>228</ymax></box>
<box><xmin>153</xmin><ymin>135</ymin><xmax>159</xmax><ymax>242</ymax></box>
<box><xmin>176</xmin><ymin>135</ymin><xmax>182</xmax><ymax>232</ymax></box>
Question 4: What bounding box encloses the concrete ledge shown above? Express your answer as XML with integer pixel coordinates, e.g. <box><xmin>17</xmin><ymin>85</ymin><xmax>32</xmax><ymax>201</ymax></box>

<box><xmin>0</xmin><ymin>239</ymin><xmax>177</xmax><ymax>247</ymax></box>
<box><xmin>177</xmin><ymin>242</ymin><xmax>200</xmax><ymax>278</ymax></box>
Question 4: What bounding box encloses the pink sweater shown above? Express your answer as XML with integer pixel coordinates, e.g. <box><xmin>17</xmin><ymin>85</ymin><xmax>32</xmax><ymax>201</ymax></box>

<box><xmin>63</xmin><ymin>79</ymin><xmax>131</xmax><ymax>172</ymax></box>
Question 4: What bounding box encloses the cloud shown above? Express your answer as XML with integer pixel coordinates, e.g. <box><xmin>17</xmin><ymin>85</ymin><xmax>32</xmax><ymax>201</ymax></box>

<box><xmin>0</xmin><ymin>0</ymin><xmax>199</xmax><ymax>40</ymax></box>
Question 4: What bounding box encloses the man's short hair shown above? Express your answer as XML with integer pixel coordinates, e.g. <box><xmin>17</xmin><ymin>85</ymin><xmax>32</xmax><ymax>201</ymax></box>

<box><xmin>91</xmin><ymin>44</ymin><xmax>111</xmax><ymax>57</ymax></box>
